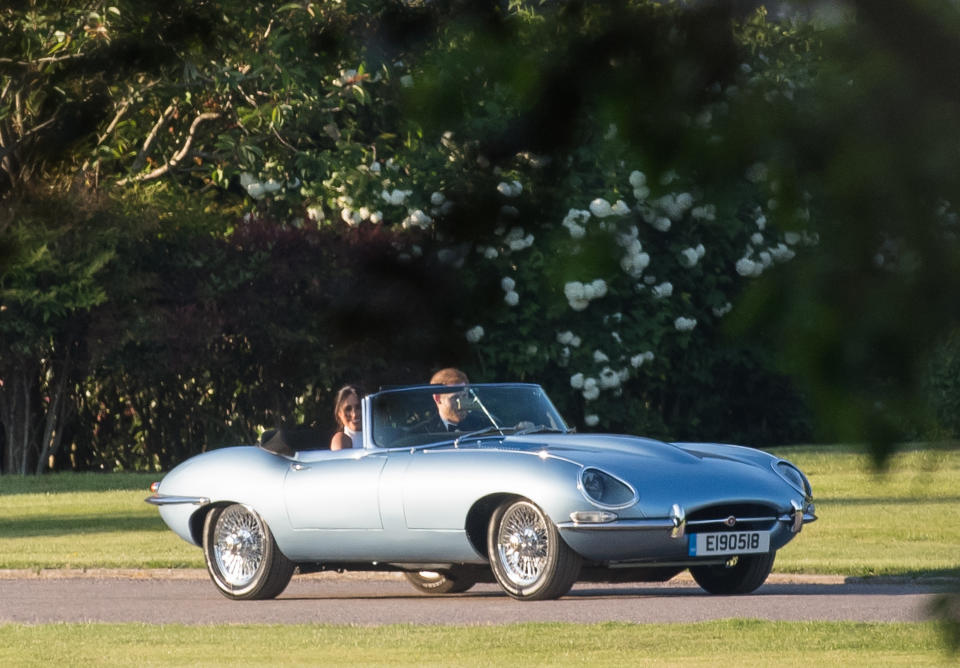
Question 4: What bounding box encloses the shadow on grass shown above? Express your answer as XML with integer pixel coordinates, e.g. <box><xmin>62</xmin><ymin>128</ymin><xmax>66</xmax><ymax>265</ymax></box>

<box><xmin>0</xmin><ymin>473</ymin><xmax>159</xmax><ymax>496</ymax></box>
<box><xmin>0</xmin><ymin>514</ymin><xmax>168</xmax><ymax>538</ymax></box>
<box><xmin>846</xmin><ymin>568</ymin><xmax>960</xmax><ymax>584</ymax></box>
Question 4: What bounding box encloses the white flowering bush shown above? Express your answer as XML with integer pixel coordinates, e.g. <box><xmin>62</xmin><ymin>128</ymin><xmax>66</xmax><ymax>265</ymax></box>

<box><xmin>195</xmin><ymin>1</ymin><xmax>820</xmax><ymax>441</ymax></box>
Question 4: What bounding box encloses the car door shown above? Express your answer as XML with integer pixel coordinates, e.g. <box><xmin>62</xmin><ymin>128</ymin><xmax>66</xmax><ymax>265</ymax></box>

<box><xmin>282</xmin><ymin>449</ymin><xmax>387</xmax><ymax>529</ymax></box>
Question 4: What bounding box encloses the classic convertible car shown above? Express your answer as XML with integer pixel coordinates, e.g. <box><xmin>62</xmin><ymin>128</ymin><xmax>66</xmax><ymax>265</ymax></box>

<box><xmin>146</xmin><ymin>383</ymin><xmax>816</xmax><ymax>601</ymax></box>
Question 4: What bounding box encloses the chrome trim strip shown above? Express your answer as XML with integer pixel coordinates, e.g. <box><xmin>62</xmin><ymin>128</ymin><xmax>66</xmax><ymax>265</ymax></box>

<box><xmin>557</xmin><ymin>518</ymin><xmax>676</xmax><ymax>532</ymax></box>
<box><xmin>607</xmin><ymin>559</ymin><xmax>729</xmax><ymax>569</ymax></box>
<box><xmin>144</xmin><ymin>495</ymin><xmax>210</xmax><ymax>507</ymax></box>
<box><xmin>686</xmin><ymin>516</ymin><xmax>778</xmax><ymax>526</ymax></box>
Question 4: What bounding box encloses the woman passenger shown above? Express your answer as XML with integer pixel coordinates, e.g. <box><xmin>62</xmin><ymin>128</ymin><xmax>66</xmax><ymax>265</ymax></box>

<box><xmin>330</xmin><ymin>385</ymin><xmax>362</xmax><ymax>450</ymax></box>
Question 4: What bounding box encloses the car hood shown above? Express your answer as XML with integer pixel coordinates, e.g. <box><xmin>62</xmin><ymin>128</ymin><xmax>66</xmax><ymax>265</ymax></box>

<box><xmin>495</xmin><ymin>433</ymin><xmax>705</xmax><ymax>465</ymax></box>
<box><xmin>481</xmin><ymin>433</ymin><xmax>794</xmax><ymax>512</ymax></box>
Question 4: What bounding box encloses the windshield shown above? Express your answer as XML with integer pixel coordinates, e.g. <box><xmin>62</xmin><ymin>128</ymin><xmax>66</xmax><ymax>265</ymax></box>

<box><xmin>369</xmin><ymin>383</ymin><xmax>568</xmax><ymax>448</ymax></box>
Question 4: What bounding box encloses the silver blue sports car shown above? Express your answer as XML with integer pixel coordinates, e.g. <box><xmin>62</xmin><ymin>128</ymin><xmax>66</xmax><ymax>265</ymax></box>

<box><xmin>146</xmin><ymin>383</ymin><xmax>816</xmax><ymax>601</ymax></box>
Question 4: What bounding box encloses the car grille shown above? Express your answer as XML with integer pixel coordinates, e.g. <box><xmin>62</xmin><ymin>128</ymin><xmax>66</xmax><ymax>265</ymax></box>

<box><xmin>685</xmin><ymin>503</ymin><xmax>779</xmax><ymax>532</ymax></box>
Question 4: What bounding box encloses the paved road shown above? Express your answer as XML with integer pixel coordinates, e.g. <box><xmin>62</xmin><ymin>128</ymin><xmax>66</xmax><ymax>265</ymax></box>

<box><xmin>0</xmin><ymin>570</ymin><xmax>943</xmax><ymax>625</ymax></box>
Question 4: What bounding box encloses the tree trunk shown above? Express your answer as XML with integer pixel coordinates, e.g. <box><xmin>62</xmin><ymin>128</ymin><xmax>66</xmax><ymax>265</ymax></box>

<box><xmin>0</xmin><ymin>360</ymin><xmax>72</xmax><ymax>475</ymax></box>
<box><xmin>35</xmin><ymin>349</ymin><xmax>72</xmax><ymax>474</ymax></box>
<box><xmin>0</xmin><ymin>367</ymin><xmax>34</xmax><ymax>474</ymax></box>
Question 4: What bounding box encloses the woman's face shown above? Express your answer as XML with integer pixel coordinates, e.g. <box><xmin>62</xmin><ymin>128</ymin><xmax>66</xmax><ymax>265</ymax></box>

<box><xmin>338</xmin><ymin>394</ymin><xmax>362</xmax><ymax>431</ymax></box>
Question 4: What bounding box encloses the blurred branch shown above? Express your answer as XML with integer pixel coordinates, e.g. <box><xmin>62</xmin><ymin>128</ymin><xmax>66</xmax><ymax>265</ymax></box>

<box><xmin>117</xmin><ymin>111</ymin><xmax>221</xmax><ymax>186</ymax></box>
<box><xmin>129</xmin><ymin>101</ymin><xmax>178</xmax><ymax>173</ymax></box>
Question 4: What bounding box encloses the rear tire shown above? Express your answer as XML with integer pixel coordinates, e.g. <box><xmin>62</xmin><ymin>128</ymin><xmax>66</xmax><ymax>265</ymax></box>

<box><xmin>404</xmin><ymin>569</ymin><xmax>477</xmax><ymax>594</ymax></box>
<box><xmin>202</xmin><ymin>503</ymin><xmax>295</xmax><ymax>600</ymax></box>
<box><xmin>487</xmin><ymin>498</ymin><xmax>581</xmax><ymax>600</ymax></box>
<box><xmin>690</xmin><ymin>552</ymin><xmax>776</xmax><ymax>595</ymax></box>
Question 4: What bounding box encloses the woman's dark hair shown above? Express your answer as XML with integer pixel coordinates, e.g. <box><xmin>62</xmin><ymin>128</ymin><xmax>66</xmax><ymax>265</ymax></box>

<box><xmin>333</xmin><ymin>385</ymin><xmax>362</xmax><ymax>428</ymax></box>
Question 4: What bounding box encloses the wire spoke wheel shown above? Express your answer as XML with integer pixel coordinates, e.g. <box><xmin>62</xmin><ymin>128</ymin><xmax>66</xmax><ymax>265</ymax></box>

<box><xmin>487</xmin><ymin>499</ymin><xmax>581</xmax><ymax>600</ymax></box>
<box><xmin>497</xmin><ymin>503</ymin><xmax>550</xmax><ymax>587</ymax></box>
<box><xmin>202</xmin><ymin>503</ymin><xmax>295</xmax><ymax>600</ymax></box>
<box><xmin>213</xmin><ymin>504</ymin><xmax>266</xmax><ymax>587</ymax></box>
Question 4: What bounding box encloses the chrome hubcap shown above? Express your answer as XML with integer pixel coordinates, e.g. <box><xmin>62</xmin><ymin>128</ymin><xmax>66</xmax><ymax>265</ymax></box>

<box><xmin>497</xmin><ymin>503</ymin><xmax>548</xmax><ymax>586</ymax></box>
<box><xmin>214</xmin><ymin>505</ymin><xmax>265</xmax><ymax>587</ymax></box>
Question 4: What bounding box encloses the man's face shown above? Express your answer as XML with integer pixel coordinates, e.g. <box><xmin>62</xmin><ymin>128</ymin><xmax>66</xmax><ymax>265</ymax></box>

<box><xmin>434</xmin><ymin>390</ymin><xmax>468</xmax><ymax>423</ymax></box>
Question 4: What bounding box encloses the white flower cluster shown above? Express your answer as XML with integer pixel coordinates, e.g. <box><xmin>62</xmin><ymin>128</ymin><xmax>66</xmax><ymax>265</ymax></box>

<box><xmin>599</xmin><ymin>366</ymin><xmax>629</xmax><ymax>389</ymax></box>
<box><xmin>679</xmin><ymin>244</ymin><xmax>706</xmax><ymax>267</ymax></box>
<box><xmin>502</xmin><ymin>226</ymin><xmax>535</xmax><ymax>252</ymax></box>
<box><xmin>630</xmin><ymin>351</ymin><xmax>655</xmax><ymax>368</ymax></box>
<box><xmin>674</xmin><ymin>316</ymin><xmax>698</xmax><ymax>332</ymax></box>
<box><xmin>638</xmin><ymin>190</ymin><xmax>695</xmax><ymax>233</ymax></box>
<box><xmin>629</xmin><ymin>170</ymin><xmax>650</xmax><ymax>200</ymax></box>
<box><xmin>735</xmin><ymin>241</ymin><xmax>795</xmax><ymax>277</ymax></box>
<box><xmin>735</xmin><ymin>256</ymin><xmax>765</xmax><ymax>277</ymax></box>
<box><xmin>569</xmin><ymin>373</ymin><xmax>599</xmax><ymax>400</ymax></box>
<box><xmin>691</xmin><ymin>204</ymin><xmax>716</xmax><ymax>220</ymax></box>
<box><xmin>497</xmin><ymin>180</ymin><xmax>523</xmax><ymax>197</ymax></box>
<box><xmin>588</xmin><ymin>198</ymin><xmax>630</xmax><ymax>218</ymax></box>
<box><xmin>584</xmin><ymin>414</ymin><xmax>600</xmax><ymax>427</ymax></box>
<box><xmin>556</xmin><ymin>330</ymin><xmax>582</xmax><ymax>347</ymax></box>
<box><xmin>240</xmin><ymin>173</ymin><xmax>287</xmax><ymax>200</ymax></box>
<box><xmin>465</xmin><ymin>325</ymin><xmax>484</xmax><ymax>343</ymax></box>
<box><xmin>402</xmin><ymin>209</ymin><xmax>432</xmax><ymax>230</ymax></box>
<box><xmin>340</xmin><ymin>205</ymin><xmax>383</xmax><ymax>227</ymax></box>
<box><xmin>618</xmin><ymin>226</ymin><xmax>650</xmax><ymax>278</ymax></box>
<box><xmin>562</xmin><ymin>208</ymin><xmax>590</xmax><ymax>239</ymax></box>
<box><xmin>712</xmin><ymin>302</ymin><xmax>733</xmax><ymax>317</ymax></box>
<box><xmin>570</xmin><ymin>366</ymin><xmax>629</xmax><ymax>401</ymax></box>
<box><xmin>381</xmin><ymin>188</ymin><xmax>413</xmax><ymax>206</ymax></box>
<box><xmin>501</xmin><ymin>276</ymin><xmax>519</xmax><ymax>306</ymax></box>
<box><xmin>651</xmin><ymin>281</ymin><xmax>673</xmax><ymax>299</ymax></box>
<box><xmin>564</xmin><ymin>279</ymin><xmax>607</xmax><ymax>311</ymax></box>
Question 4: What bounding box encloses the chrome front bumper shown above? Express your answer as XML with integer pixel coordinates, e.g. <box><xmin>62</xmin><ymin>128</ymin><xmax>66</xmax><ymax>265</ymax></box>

<box><xmin>557</xmin><ymin>501</ymin><xmax>817</xmax><ymax>537</ymax></box>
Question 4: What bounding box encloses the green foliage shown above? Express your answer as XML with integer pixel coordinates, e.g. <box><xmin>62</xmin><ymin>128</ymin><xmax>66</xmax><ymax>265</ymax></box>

<box><xmin>3</xmin><ymin>0</ymin><xmax>960</xmax><ymax>475</ymax></box>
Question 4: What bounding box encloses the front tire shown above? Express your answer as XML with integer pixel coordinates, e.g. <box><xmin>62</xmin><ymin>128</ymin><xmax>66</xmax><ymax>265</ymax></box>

<box><xmin>203</xmin><ymin>503</ymin><xmax>295</xmax><ymax>600</ymax></box>
<box><xmin>690</xmin><ymin>552</ymin><xmax>776</xmax><ymax>595</ymax></box>
<box><xmin>404</xmin><ymin>569</ymin><xmax>477</xmax><ymax>594</ymax></box>
<box><xmin>487</xmin><ymin>499</ymin><xmax>581</xmax><ymax>600</ymax></box>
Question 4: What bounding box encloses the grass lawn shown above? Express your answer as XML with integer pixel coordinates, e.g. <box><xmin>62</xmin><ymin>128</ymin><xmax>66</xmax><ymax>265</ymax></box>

<box><xmin>770</xmin><ymin>443</ymin><xmax>960</xmax><ymax>578</ymax></box>
<box><xmin>0</xmin><ymin>621</ymin><xmax>949</xmax><ymax>667</ymax></box>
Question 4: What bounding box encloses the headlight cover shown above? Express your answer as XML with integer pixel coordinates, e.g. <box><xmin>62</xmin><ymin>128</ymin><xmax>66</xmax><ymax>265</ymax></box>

<box><xmin>774</xmin><ymin>461</ymin><xmax>813</xmax><ymax>499</ymax></box>
<box><xmin>578</xmin><ymin>467</ymin><xmax>637</xmax><ymax>508</ymax></box>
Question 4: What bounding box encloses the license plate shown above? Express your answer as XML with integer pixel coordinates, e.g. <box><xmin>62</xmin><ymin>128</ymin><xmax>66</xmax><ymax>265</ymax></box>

<box><xmin>688</xmin><ymin>531</ymin><xmax>770</xmax><ymax>557</ymax></box>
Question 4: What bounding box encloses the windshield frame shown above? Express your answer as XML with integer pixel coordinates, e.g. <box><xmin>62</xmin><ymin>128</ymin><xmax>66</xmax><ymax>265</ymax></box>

<box><xmin>365</xmin><ymin>383</ymin><xmax>568</xmax><ymax>450</ymax></box>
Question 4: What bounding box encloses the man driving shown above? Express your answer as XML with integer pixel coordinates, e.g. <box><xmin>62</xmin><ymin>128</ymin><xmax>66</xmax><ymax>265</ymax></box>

<box><xmin>430</xmin><ymin>367</ymin><xmax>489</xmax><ymax>432</ymax></box>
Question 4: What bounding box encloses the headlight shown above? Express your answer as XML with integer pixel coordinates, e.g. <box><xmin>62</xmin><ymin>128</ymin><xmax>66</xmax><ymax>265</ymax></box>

<box><xmin>579</xmin><ymin>468</ymin><xmax>637</xmax><ymax>507</ymax></box>
<box><xmin>775</xmin><ymin>461</ymin><xmax>813</xmax><ymax>498</ymax></box>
